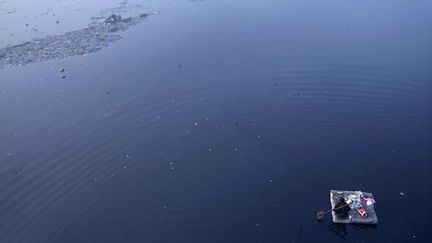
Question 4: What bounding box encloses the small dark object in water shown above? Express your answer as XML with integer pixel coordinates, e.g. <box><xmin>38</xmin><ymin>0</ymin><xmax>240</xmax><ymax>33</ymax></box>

<box><xmin>56</xmin><ymin>20</ymin><xmax>60</xmax><ymax>24</ymax></box>
<box><xmin>105</xmin><ymin>14</ymin><xmax>122</xmax><ymax>24</ymax></box>
<box><xmin>61</xmin><ymin>75</ymin><xmax>66</xmax><ymax>79</ymax></box>
<box><xmin>316</xmin><ymin>211</ymin><xmax>326</xmax><ymax>221</ymax></box>
<box><xmin>60</xmin><ymin>68</ymin><xmax>65</xmax><ymax>73</ymax></box>
<box><xmin>334</xmin><ymin>198</ymin><xmax>350</xmax><ymax>219</ymax></box>
<box><xmin>140</xmin><ymin>13</ymin><xmax>148</xmax><ymax>18</ymax></box>
<box><xmin>14</xmin><ymin>168</ymin><xmax>23</xmax><ymax>175</ymax></box>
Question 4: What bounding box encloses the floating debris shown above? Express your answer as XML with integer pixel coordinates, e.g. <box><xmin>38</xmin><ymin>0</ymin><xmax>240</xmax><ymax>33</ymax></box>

<box><xmin>14</xmin><ymin>168</ymin><xmax>23</xmax><ymax>175</ymax></box>
<box><xmin>0</xmin><ymin>13</ymin><xmax>150</xmax><ymax>69</ymax></box>
<box><xmin>100</xmin><ymin>1</ymin><xmax>143</xmax><ymax>15</ymax></box>
<box><xmin>326</xmin><ymin>190</ymin><xmax>378</xmax><ymax>224</ymax></box>
<box><xmin>104</xmin><ymin>14</ymin><xmax>123</xmax><ymax>24</ymax></box>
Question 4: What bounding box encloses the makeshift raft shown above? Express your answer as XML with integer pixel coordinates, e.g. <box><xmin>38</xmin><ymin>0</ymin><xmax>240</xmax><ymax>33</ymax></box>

<box><xmin>330</xmin><ymin>190</ymin><xmax>378</xmax><ymax>224</ymax></box>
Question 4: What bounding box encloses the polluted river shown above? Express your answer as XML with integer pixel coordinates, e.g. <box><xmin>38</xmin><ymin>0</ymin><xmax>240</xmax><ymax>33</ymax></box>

<box><xmin>0</xmin><ymin>0</ymin><xmax>431</xmax><ymax>242</ymax></box>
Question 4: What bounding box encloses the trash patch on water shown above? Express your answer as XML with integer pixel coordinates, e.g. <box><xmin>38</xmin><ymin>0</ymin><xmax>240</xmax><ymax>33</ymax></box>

<box><xmin>317</xmin><ymin>190</ymin><xmax>378</xmax><ymax>225</ymax></box>
<box><xmin>0</xmin><ymin>13</ymin><xmax>150</xmax><ymax>70</ymax></box>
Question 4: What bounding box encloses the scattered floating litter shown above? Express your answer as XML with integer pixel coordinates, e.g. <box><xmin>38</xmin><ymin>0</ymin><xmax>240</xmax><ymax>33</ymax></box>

<box><xmin>14</xmin><ymin>168</ymin><xmax>23</xmax><ymax>175</ymax></box>
<box><xmin>400</xmin><ymin>192</ymin><xmax>404</xmax><ymax>196</ymax></box>
<box><xmin>268</xmin><ymin>179</ymin><xmax>272</xmax><ymax>183</ymax></box>
<box><xmin>0</xmin><ymin>13</ymin><xmax>150</xmax><ymax>69</ymax></box>
<box><xmin>194</xmin><ymin>122</ymin><xmax>198</xmax><ymax>126</ymax></box>
<box><xmin>153</xmin><ymin>115</ymin><xmax>161</xmax><ymax>122</ymax></box>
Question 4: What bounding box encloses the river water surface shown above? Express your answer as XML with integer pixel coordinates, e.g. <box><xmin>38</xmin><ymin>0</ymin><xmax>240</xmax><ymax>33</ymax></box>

<box><xmin>0</xmin><ymin>0</ymin><xmax>431</xmax><ymax>242</ymax></box>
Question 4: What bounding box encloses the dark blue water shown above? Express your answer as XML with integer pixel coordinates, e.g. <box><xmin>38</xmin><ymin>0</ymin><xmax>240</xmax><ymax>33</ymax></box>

<box><xmin>1</xmin><ymin>0</ymin><xmax>431</xmax><ymax>242</ymax></box>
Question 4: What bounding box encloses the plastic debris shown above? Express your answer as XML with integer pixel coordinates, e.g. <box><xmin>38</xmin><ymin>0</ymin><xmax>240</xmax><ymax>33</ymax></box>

<box><xmin>0</xmin><ymin>13</ymin><xmax>150</xmax><ymax>69</ymax></box>
<box><xmin>329</xmin><ymin>190</ymin><xmax>378</xmax><ymax>224</ymax></box>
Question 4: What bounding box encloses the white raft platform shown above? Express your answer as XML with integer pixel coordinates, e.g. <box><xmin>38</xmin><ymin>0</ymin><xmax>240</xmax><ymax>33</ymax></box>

<box><xmin>330</xmin><ymin>190</ymin><xmax>378</xmax><ymax>224</ymax></box>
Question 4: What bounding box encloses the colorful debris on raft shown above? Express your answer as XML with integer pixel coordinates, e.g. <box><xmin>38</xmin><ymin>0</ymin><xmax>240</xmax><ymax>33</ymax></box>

<box><xmin>330</xmin><ymin>190</ymin><xmax>378</xmax><ymax>224</ymax></box>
